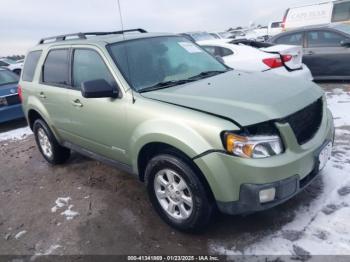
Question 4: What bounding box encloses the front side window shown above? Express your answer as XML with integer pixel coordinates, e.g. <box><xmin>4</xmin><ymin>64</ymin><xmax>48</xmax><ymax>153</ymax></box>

<box><xmin>72</xmin><ymin>49</ymin><xmax>115</xmax><ymax>89</ymax></box>
<box><xmin>307</xmin><ymin>30</ymin><xmax>347</xmax><ymax>47</ymax></box>
<box><xmin>275</xmin><ymin>33</ymin><xmax>303</xmax><ymax>45</ymax></box>
<box><xmin>108</xmin><ymin>36</ymin><xmax>227</xmax><ymax>92</ymax></box>
<box><xmin>42</xmin><ymin>49</ymin><xmax>69</xmax><ymax>86</ymax></box>
<box><xmin>22</xmin><ymin>50</ymin><xmax>42</xmax><ymax>82</ymax></box>
<box><xmin>0</xmin><ymin>70</ymin><xmax>19</xmax><ymax>86</ymax></box>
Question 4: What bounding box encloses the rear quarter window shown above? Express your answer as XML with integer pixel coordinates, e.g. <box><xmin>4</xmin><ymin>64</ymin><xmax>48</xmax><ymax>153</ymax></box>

<box><xmin>22</xmin><ymin>50</ymin><xmax>42</xmax><ymax>82</ymax></box>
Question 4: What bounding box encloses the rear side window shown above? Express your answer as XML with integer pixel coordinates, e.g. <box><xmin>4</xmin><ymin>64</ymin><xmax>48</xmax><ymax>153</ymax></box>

<box><xmin>307</xmin><ymin>30</ymin><xmax>347</xmax><ymax>47</ymax></box>
<box><xmin>271</xmin><ymin>22</ymin><xmax>282</xmax><ymax>28</ymax></box>
<box><xmin>42</xmin><ymin>49</ymin><xmax>69</xmax><ymax>86</ymax></box>
<box><xmin>332</xmin><ymin>2</ymin><xmax>350</xmax><ymax>22</ymax></box>
<box><xmin>22</xmin><ymin>50</ymin><xmax>42</xmax><ymax>82</ymax></box>
<box><xmin>72</xmin><ymin>49</ymin><xmax>115</xmax><ymax>89</ymax></box>
<box><xmin>275</xmin><ymin>33</ymin><xmax>304</xmax><ymax>46</ymax></box>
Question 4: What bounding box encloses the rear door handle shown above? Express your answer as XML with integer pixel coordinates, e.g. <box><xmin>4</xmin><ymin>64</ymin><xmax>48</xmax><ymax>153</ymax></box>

<box><xmin>72</xmin><ymin>99</ymin><xmax>83</xmax><ymax>108</ymax></box>
<box><xmin>39</xmin><ymin>92</ymin><xmax>46</xmax><ymax>99</ymax></box>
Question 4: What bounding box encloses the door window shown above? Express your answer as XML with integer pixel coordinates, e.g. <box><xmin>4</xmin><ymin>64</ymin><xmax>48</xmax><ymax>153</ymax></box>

<box><xmin>42</xmin><ymin>49</ymin><xmax>70</xmax><ymax>86</ymax></box>
<box><xmin>332</xmin><ymin>2</ymin><xmax>350</xmax><ymax>22</ymax></box>
<box><xmin>275</xmin><ymin>33</ymin><xmax>303</xmax><ymax>45</ymax></box>
<box><xmin>307</xmin><ymin>30</ymin><xmax>347</xmax><ymax>47</ymax></box>
<box><xmin>72</xmin><ymin>49</ymin><xmax>115</xmax><ymax>89</ymax></box>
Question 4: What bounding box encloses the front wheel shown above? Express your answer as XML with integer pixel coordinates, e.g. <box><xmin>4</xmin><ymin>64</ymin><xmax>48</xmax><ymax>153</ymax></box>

<box><xmin>145</xmin><ymin>154</ymin><xmax>213</xmax><ymax>232</ymax></box>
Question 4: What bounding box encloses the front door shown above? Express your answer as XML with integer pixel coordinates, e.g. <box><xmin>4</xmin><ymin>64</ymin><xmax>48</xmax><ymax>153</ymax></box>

<box><xmin>65</xmin><ymin>48</ymin><xmax>128</xmax><ymax>163</ymax></box>
<box><xmin>303</xmin><ymin>30</ymin><xmax>350</xmax><ymax>78</ymax></box>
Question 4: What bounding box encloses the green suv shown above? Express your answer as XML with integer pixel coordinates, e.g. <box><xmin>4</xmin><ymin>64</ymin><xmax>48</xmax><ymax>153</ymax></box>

<box><xmin>19</xmin><ymin>29</ymin><xmax>334</xmax><ymax>231</ymax></box>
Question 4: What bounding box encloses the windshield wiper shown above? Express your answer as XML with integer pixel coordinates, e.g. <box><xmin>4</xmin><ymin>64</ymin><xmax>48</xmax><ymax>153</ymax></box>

<box><xmin>187</xmin><ymin>70</ymin><xmax>228</xmax><ymax>80</ymax></box>
<box><xmin>138</xmin><ymin>79</ymin><xmax>195</xmax><ymax>93</ymax></box>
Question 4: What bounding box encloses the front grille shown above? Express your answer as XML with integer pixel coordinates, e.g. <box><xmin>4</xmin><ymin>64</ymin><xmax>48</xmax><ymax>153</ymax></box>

<box><xmin>5</xmin><ymin>94</ymin><xmax>21</xmax><ymax>106</ymax></box>
<box><xmin>281</xmin><ymin>98</ymin><xmax>323</xmax><ymax>145</ymax></box>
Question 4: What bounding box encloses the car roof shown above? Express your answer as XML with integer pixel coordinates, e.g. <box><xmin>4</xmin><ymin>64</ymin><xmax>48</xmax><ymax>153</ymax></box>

<box><xmin>274</xmin><ymin>23</ymin><xmax>349</xmax><ymax>36</ymax></box>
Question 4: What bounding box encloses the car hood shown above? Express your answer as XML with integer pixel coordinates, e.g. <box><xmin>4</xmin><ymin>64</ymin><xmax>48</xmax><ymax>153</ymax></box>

<box><xmin>140</xmin><ymin>71</ymin><xmax>323</xmax><ymax>127</ymax></box>
<box><xmin>0</xmin><ymin>83</ymin><xmax>18</xmax><ymax>97</ymax></box>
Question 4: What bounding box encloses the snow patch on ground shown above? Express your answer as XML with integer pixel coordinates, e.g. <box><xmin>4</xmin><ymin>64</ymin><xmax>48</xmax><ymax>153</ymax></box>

<box><xmin>0</xmin><ymin>126</ymin><xmax>31</xmax><ymax>142</ymax></box>
<box><xmin>51</xmin><ymin>197</ymin><xmax>79</xmax><ymax>220</ymax></box>
<box><xmin>210</xmin><ymin>90</ymin><xmax>350</xmax><ymax>256</ymax></box>
<box><xmin>14</xmin><ymin>230</ymin><xmax>27</xmax><ymax>240</ymax></box>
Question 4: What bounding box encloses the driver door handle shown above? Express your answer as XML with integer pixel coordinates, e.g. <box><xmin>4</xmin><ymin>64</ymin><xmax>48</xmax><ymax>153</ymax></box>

<box><xmin>72</xmin><ymin>99</ymin><xmax>83</xmax><ymax>108</ymax></box>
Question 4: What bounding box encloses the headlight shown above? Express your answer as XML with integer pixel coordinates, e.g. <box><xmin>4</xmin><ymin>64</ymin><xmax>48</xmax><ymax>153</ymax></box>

<box><xmin>224</xmin><ymin>132</ymin><xmax>283</xmax><ymax>159</ymax></box>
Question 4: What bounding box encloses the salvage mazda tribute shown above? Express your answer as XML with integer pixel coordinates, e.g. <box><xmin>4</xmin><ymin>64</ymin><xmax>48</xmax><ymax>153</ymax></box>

<box><xmin>19</xmin><ymin>29</ymin><xmax>334</xmax><ymax>231</ymax></box>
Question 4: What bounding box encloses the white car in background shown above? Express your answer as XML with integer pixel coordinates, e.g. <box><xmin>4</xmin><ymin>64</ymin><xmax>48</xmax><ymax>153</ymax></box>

<box><xmin>198</xmin><ymin>40</ymin><xmax>313</xmax><ymax>81</ymax></box>
<box><xmin>209</xmin><ymin>31</ymin><xmax>234</xmax><ymax>40</ymax></box>
<box><xmin>0</xmin><ymin>58</ymin><xmax>23</xmax><ymax>75</ymax></box>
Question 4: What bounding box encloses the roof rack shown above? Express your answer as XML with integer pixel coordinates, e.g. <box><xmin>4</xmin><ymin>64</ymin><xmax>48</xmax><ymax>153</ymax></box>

<box><xmin>38</xmin><ymin>28</ymin><xmax>147</xmax><ymax>45</ymax></box>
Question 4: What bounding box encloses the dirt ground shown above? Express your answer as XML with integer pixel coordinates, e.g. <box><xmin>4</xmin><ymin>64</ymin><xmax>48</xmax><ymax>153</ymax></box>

<box><xmin>0</xmin><ymin>82</ymin><xmax>349</xmax><ymax>257</ymax></box>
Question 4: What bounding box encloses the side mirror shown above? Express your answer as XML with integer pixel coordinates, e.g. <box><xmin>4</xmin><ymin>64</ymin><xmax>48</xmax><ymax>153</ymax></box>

<box><xmin>81</xmin><ymin>79</ymin><xmax>119</xmax><ymax>98</ymax></box>
<box><xmin>340</xmin><ymin>39</ymin><xmax>350</xmax><ymax>47</ymax></box>
<box><xmin>215</xmin><ymin>55</ymin><xmax>225</xmax><ymax>64</ymax></box>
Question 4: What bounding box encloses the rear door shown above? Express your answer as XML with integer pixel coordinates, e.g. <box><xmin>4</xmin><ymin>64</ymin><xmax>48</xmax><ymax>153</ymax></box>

<box><xmin>39</xmin><ymin>48</ymin><xmax>71</xmax><ymax>134</ymax></box>
<box><xmin>304</xmin><ymin>29</ymin><xmax>350</xmax><ymax>78</ymax></box>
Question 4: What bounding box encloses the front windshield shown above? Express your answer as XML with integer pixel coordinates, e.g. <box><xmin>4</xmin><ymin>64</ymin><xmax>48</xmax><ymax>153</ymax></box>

<box><xmin>0</xmin><ymin>70</ymin><xmax>19</xmax><ymax>86</ymax></box>
<box><xmin>108</xmin><ymin>36</ymin><xmax>227</xmax><ymax>92</ymax></box>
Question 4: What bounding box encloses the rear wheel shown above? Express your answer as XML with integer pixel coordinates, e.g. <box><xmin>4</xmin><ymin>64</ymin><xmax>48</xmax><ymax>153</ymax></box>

<box><xmin>145</xmin><ymin>154</ymin><xmax>213</xmax><ymax>232</ymax></box>
<box><xmin>33</xmin><ymin>119</ymin><xmax>70</xmax><ymax>165</ymax></box>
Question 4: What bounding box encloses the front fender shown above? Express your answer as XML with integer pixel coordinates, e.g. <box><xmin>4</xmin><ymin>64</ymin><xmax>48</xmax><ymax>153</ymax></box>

<box><xmin>129</xmin><ymin>119</ymin><xmax>217</xmax><ymax>174</ymax></box>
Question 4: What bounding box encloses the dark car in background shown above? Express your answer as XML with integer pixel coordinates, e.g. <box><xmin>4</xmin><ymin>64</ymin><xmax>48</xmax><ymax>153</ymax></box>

<box><xmin>0</xmin><ymin>68</ymin><xmax>23</xmax><ymax>123</ymax></box>
<box><xmin>269</xmin><ymin>24</ymin><xmax>350</xmax><ymax>80</ymax></box>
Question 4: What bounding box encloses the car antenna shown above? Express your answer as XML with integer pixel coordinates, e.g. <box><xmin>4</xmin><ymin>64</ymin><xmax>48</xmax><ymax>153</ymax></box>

<box><xmin>117</xmin><ymin>0</ymin><xmax>136</xmax><ymax>104</ymax></box>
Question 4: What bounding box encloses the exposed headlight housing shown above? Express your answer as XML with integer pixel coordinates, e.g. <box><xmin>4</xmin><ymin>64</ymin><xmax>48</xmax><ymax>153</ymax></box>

<box><xmin>224</xmin><ymin>132</ymin><xmax>283</xmax><ymax>159</ymax></box>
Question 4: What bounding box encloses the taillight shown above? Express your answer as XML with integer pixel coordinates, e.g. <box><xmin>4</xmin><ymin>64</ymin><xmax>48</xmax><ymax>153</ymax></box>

<box><xmin>282</xmin><ymin>55</ymin><xmax>292</xmax><ymax>62</ymax></box>
<box><xmin>18</xmin><ymin>84</ymin><xmax>23</xmax><ymax>102</ymax></box>
<box><xmin>263</xmin><ymin>58</ymin><xmax>283</xmax><ymax>68</ymax></box>
<box><xmin>263</xmin><ymin>55</ymin><xmax>292</xmax><ymax>69</ymax></box>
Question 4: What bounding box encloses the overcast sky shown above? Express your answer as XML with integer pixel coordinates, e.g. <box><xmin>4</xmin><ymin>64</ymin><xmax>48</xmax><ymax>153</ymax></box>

<box><xmin>0</xmin><ymin>0</ymin><xmax>315</xmax><ymax>56</ymax></box>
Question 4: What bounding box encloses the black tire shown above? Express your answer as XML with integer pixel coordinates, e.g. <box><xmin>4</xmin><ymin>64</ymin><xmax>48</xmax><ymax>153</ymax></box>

<box><xmin>33</xmin><ymin>119</ymin><xmax>70</xmax><ymax>165</ymax></box>
<box><xmin>145</xmin><ymin>153</ymin><xmax>214</xmax><ymax>232</ymax></box>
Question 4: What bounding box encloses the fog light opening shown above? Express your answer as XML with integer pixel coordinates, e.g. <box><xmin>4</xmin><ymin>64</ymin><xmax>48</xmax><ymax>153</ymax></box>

<box><xmin>259</xmin><ymin>188</ymin><xmax>276</xmax><ymax>203</ymax></box>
